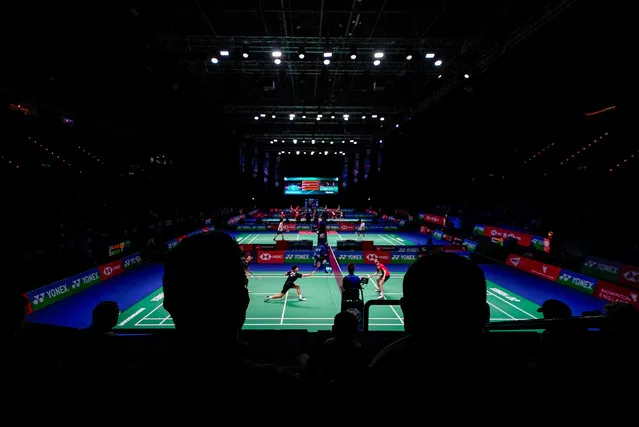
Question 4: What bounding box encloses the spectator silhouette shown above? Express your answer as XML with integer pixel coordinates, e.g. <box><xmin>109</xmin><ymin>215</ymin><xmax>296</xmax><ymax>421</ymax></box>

<box><xmin>69</xmin><ymin>301</ymin><xmax>123</xmax><ymax>408</ymax></box>
<box><xmin>365</xmin><ymin>253</ymin><xmax>516</xmax><ymax>414</ymax></box>
<box><xmin>78</xmin><ymin>300</ymin><xmax>121</xmax><ymax>337</ymax></box>
<box><xmin>159</xmin><ymin>231</ymin><xmax>304</xmax><ymax>418</ymax></box>
<box><xmin>306</xmin><ymin>311</ymin><xmax>368</xmax><ymax>402</ymax></box>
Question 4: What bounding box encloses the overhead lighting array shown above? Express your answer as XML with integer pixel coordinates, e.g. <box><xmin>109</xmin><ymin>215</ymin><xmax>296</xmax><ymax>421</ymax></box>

<box><xmin>0</xmin><ymin>154</ymin><xmax>21</xmax><ymax>169</ymax></box>
<box><xmin>28</xmin><ymin>137</ymin><xmax>81</xmax><ymax>172</ymax></box>
<box><xmin>276</xmin><ymin>150</ymin><xmax>346</xmax><ymax>156</ymax></box>
<box><xmin>560</xmin><ymin>133</ymin><xmax>608</xmax><ymax>166</ymax></box>
<box><xmin>76</xmin><ymin>145</ymin><xmax>104</xmax><ymax>165</ymax></box>
<box><xmin>609</xmin><ymin>148</ymin><xmax>638</xmax><ymax>172</ymax></box>
<box><xmin>208</xmin><ymin>47</ymin><xmax>443</xmax><ymax>68</ymax></box>
<box><xmin>254</xmin><ymin>112</ymin><xmax>385</xmax><ymax>122</ymax></box>
<box><xmin>269</xmin><ymin>139</ymin><xmax>358</xmax><ymax>145</ymax></box>
<box><xmin>523</xmin><ymin>142</ymin><xmax>555</xmax><ymax>164</ymax></box>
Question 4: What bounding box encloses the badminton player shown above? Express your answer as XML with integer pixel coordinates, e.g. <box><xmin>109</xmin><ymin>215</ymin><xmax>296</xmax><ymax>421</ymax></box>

<box><xmin>356</xmin><ymin>219</ymin><xmax>366</xmax><ymax>239</ymax></box>
<box><xmin>242</xmin><ymin>254</ymin><xmax>253</xmax><ymax>292</ymax></box>
<box><xmin>373</xmin><ymin>256</ymin><xmax>391</xmax><ymax>299</ymax></box>
<box><xmin>264</xmin><ymin>265</ymin><xmax>315</xmax><ymax>302</ymax></box>
<box><xmin>273</xmin><ymin>219</ymin><xmax>285</xmax><ymax>241</ymax></box>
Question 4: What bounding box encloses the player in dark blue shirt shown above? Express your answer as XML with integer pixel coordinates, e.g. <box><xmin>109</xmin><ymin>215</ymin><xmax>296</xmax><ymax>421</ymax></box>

<box><xmin>264</xmin><ymin>265</ymin><xmax>315</xmax><ymax>302</ymax></box>
<box><xmin>315</xmin><ymin>244</ymin><xmax>328</xmax><ymax>268</ymax></box>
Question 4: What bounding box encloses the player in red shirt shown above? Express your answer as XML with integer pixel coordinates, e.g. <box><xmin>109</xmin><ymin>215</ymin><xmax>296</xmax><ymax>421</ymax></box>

<box><xmin>374</xmin><ymin>256</ymin><xmax>391</xmax><ymax>299</ymax></box>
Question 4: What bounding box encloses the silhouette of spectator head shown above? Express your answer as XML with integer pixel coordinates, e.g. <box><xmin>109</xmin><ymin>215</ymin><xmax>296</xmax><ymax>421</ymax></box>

<box><xmin>537</xmin><ymin>299</ymin><xmax>572</xmax><ymax>319</ymax></box>
<box><xmin>91</xmin><ymin>301</ymin><xmax>120</xmax><ymax>333</ymax></box>
<box><xmin>163</xmin><ymin>231</ymin><xmax>248</xmax><ymax>340</ymax></box>
<box><xmin>400</xmin><ymin>253</ymin><xmax>486</xmax><ymax>336</ymax></box>
<box><xmin>332</xmin><ymin>311</ymin><xmax>358</xmax><ymax>342</ymax></box>
<box><xmin>347</xmin><ymin>263</ymin><xmax>355</xmax><ymax>275</ymax></box>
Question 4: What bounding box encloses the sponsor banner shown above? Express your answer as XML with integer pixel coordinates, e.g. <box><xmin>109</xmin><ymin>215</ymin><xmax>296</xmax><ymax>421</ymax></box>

<box><xmin>580</xmin><ymin>256</ymin><xmax>623</xmax><ymax>283</ymax></box>
<box><xmin>484</xmin><ymin>226</ymin><xmax>533</xmax><ymax>247</ymax></box>
<box><xmin>257</xmin><ymin>250</ymin><xmax>285</xmax><ymax>264</ymax></box>
<box><xmin>364</xmin><ymin>251</ymin><xmax>390</xmax><ymax>264</ymax></box>
<box><xmin>383</xmin><ymin>226</ymin><xmax>399</xmax><ymax>231</ymax></box>
<box><xmin>594</xmin><ymin>281</ymin><xmax>639</xmax><ymax>309</ymax></box>
<box><xmin>99</xmin><ymin>259</ymin><xmax>124</xmax><ymax>281</ymax></box>
<box><xmin>463</xmin><ymin>239</ymin><xmax>478</xmax><ymax>252</ymax></box>
<box><xmin>376</xmin><ymin>245</ymin><xmax>397</xmax><ymax>252</ymax></box>
<box><xmin>556</xmin><ymin>269</ymin><xmax>597</xmax><ymax>295</ymax></box>
<box><xmin>337</xmin><ymin>240</ymin><xmax>363</xmax><ymax>251</ymax></box>
<box><xmin>394</xmin><ymin>246</ymin><xmax>422</xmax><ymax>253</ymax></box>
<box><xmin>333</xmin><ymin>251</ymin><xmax>364</xmax><ymax>264</ymax></box>
<box><xmin>255</xmin><ymin>244</ymin><xmax>276</xmax><ymax>251</ymax></box>
<box><xmin>167</xmin><ymin>238</ymin><xmax>179</xmax><ymax>251</ymax></box>
<box><xmin>506</xmin><ymin>254</ymin><xmax>561</xmax><ymax>282</ymax></box>
<box><xmin>423</xmin><ymin>213</ymin><xmax>446</xmax><ymax>226</ymax></box>
<box><xmin>297</xmin><ymin>224</ymin><xmax>312</xmax><ymax>231</ymax></box>
<box><xmin>238</xmin><ymin>244</ymin><xmax>254</xmax><ymax>253</ymax></box>
<box><xmin>339</xmin><ymin>222</ymin><xmax>355</xmax><ymax>232</ymax></box>
<box><xmin>287</xmin><ymin>240</ymin><xmax>314</xmax><ymax>250</ymax></box>
<box><xmin>237</xmin><ymin>225</ymin><xmax>268</xmax><ymax>231</ymax></box>
<box><xmin>23</xmin><ymin>293</ymin><xmax>33</xmax><ymax>315</ymax></box>
<box><xmin>227</xmin><ymin>214</ymin><xmax>246</xmax><ymax>225</ymax></box>
<box><xmin>433</xmin><ymin>230</ymin><xmax>444</xmax><ymax>240</ymax></box>
<box><xmin>531</xmin><ymin>235</ymin><xmax>550</xmax><ymax>253</ymax></box>
<box><xmin>284</xmin><ymin>251</ymin><xmax>315</xmax><ymax>263</ymax></box>
<box><xmin>473</xmin><ymin>224</ymin><xmax>485</xmax><ymax>235</ymax></box>
<box><xmin>27</xmin><ymin>268</ymin><xmax>101</xmax><ymax>312</ymax></box>
<box><xmin>391</xmin><ymin>252</ymin><xmax>417</xmax><ymax>264</ymax></box>
<box><xmin>619</xmin><ymin>264</ymin><xmax>639</xmax><ymax>289</ymax></box>
<box><xmin>122</xmin><ymin>253</ymin><xmax>142</xmax><ymax>271</ymax></box>
<box><xmin>366</xmin><ymin>225</ymin><xmax>385</xmax><ymax>232</ymax></box>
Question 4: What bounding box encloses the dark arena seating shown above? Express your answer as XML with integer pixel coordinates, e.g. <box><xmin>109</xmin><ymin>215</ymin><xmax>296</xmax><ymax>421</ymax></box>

<box><xmin>5</xmin><ymin>2</ymin><xmax>634</xmax><ymax>424</ymax></box>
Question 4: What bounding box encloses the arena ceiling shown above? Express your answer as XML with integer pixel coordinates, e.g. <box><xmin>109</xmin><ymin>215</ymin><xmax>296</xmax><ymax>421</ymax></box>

<box><xmin>3</xmin><ymin>0</ymin><xmax>585</xmax><ymax>155</ymax></box>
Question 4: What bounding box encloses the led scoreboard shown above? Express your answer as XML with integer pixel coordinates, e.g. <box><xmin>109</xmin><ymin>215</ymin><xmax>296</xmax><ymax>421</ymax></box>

<box><xmin>283</xmin><ymin>177</ymin><xmax>339</xmax><ymax>195</ymax></box>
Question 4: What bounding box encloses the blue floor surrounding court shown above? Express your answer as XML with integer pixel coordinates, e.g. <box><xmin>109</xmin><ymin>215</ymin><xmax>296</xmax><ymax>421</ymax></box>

<box><xmin>480</xmin><ymin>264</ymin><xmax>607</xmax><ymax>316</ymax></box>
<box><xmin>27</xmin><ymin>263</ymin><xmax>165</xmax><ymax>329</ymax></box>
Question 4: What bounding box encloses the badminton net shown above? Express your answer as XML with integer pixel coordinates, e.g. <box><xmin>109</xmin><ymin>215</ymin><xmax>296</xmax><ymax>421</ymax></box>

<box><xmin>327</xmin><ymin>245</ymin><xmax>344</xmax><ymax>292</ymax></box>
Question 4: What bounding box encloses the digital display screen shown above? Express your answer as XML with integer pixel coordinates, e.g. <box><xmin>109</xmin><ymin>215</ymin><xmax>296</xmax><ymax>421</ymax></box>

<box><xmin>284</xmin><ymin>177</ymin><xmax>339</xmax><ymax>195</ymax></box>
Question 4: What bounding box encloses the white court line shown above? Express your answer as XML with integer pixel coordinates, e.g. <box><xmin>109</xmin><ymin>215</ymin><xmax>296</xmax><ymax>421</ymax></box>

<box><xmin>384</xmin><ymin>234</ymin><xmax>406</xmax><ymax>246</ymax></box>
<box><xmin>380</xmin><ymin>294</ymin><xmax>404</xmax><ymax>325</ymax></box>
<box><xmin>487</xmin><ymin>291</ymin><xmax>538</xmax><ymax>319</ymax></box>
<box><xmin>248</xmin><ymin>234</ymin><xmax>259</xmax><ymax>244</ymax></box>
<box><xmin>134</xmin><ymin>303</ymin><xmax>164</xmax><ymax>326</ymax></box>
<box><xmin>487</xmin><ymin>301</ymin><xmax>516</xmax><ymax>320</ymax></box>
<box><xmin>336</xmin><ymin>232</ymin><xmax>344</xmax><ymax>240</ymax></box>
<box><xmin>280</xmin><ymin>291</ymin><xmax>289</xmax><ymax>324</ymax></box>
<box><xmin>159</xmin><ymin>314</ymin><xmax>172</xmax><ymax>325</ymax></box>
<box><xmin>377</xmin><ymin>234</ymin><xmax>397</xmax><ymax>245</ymax></box>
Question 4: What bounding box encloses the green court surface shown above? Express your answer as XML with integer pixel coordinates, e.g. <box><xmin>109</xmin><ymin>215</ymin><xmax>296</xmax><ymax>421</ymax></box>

<box><xmin>236</xmin><ymin>232</ymin><xmax>416</xmax><ymax>246</ymax></box>
<box><xmin>116</xmin><ymin>273</ymin><xmax>541</xmax><ymax>332</ymax></box>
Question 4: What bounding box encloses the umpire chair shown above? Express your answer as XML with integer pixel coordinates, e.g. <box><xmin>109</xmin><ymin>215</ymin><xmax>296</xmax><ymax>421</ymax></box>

<box><xmin>341</xmin><ymin>276</ymin><xmax>367</xmax><ymax>331</ymax></box>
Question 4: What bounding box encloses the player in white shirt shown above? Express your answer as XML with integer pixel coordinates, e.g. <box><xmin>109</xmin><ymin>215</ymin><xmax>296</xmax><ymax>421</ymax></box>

<box><xmin>273</xmin><ymin>220</ymin><xmax>285</xmax><ymax>241</ymax></box>
<box><xmin>356</xmin><ymin>219</ymin><xmax>366</xmax><ymax>239</ymax></box>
